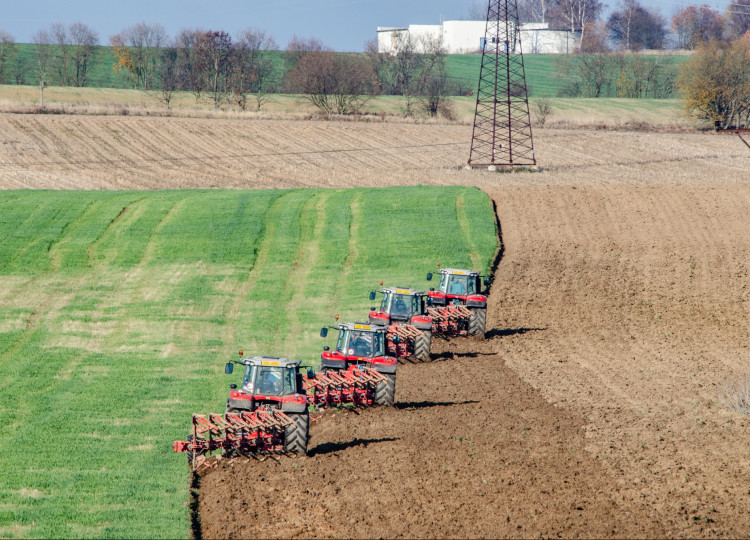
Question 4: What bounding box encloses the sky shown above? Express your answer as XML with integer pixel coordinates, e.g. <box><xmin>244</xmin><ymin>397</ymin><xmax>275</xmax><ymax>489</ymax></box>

<box><xmin>1</xmin><ymin>0</ymin><xmax>735</xmax><ymax>51</ymax></box>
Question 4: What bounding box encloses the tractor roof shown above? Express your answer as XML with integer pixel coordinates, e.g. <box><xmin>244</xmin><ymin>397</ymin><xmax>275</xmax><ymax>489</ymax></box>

<box><xmin>338</xmin><ymin>322</ymin><xmax>388</xmax><ymax>333</ymax></box>
<box><xmin>381</xmin><ymin>286</ymin><xmax>426</xmax><ymax>295</ymax></box>
<box><xmin>440</xmin><ymin>268</ymin><xmax>479</xmax><ymax>276</ymax></box>
<box><xmin>239</xmin><ymin>356</ymin><xmax>301</xmax><ymax>368</ymax></box>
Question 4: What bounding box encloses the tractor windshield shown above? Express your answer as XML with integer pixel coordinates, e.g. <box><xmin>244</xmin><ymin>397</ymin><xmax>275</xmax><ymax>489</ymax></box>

<box><xmin>442</xmin><ymin>274</ymin><xmax>476</xmax><ymax>296</ymax></box>
<box><xmin>339</xmin><ymin>329</ymin><xmax>385</xmax><ymax>358</ymax></box>
<box><xmin>242</xmin><ymin>365</ymin><xmax>295</xmax><ymax>396</ymax></box>
<box><xmin>383</xmin><ymin>293</ymin><xmax>412</xmax><ymax>319</ymax></box>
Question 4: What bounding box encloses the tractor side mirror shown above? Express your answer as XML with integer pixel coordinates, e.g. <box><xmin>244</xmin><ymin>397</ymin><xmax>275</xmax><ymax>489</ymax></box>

<box><xmin>225</xmin><ymin>362</ymin><xmax>234</xmax><ymax>374</ymax></box>
<box><xmin>307</xmin><ymin>368</ymin><xmax>315</xmax><ymax>378</ymax></box>
<box><xmin>369</xmin><ymin>291</ymin><xmax>376</xmax><ymax>301</ymax></box>
<box><xmin>323</xmin><ymin>346</ymin><xmax>330</xmax><ymax>351</ymax></box>
<box><xmin>320</xmin><ymin>327</ymin><xmax>328</xmax><ymax>338</ymax></box>
<box><xmin>483</xmin><ymin>277</ymin><xmax>490</xmax><ymax>286</ymax></box>
<box><xmin>230</xmin><ymin>383</ymin><xmax>237</xmax><ymax>390</ymax></box>
<box><xmin>427</xmin><ymin>272</ymin><xmax>433</xmax><ymax>281</ymax></box>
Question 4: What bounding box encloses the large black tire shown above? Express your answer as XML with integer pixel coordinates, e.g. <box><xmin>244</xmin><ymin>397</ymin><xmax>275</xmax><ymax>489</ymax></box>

<box><xmin>414</xmin><ymin>330</ymin><xmax>431</xmax><ymax>360</ymax></box>
<box><xmin>283</xmin><ymin>412</ymin><xmax>309</xmax><ymax>455</ymax></box>
<box><xmin>185</xmin><ymin>434</ymin><xmax>205</xmax><ymax>466</ymax></box>
<box><xmin>469</xmin><ymin>307</ymin><xmax>486</xmax><ymax>337</ymax></box>
<box><xmin>374</xmin><ymin>373</ymin><xmax>396</xmax><ymax>406</ymax></box>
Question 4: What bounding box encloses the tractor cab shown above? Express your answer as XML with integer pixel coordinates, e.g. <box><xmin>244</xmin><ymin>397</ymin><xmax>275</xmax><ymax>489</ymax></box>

<box><xmin>427</xmin><ymin>267</ymin><xmax>489</xmax><ymax>307</ymax></box>
<box><xmin>224</xmin><ymin>354</ymin><xmax>308</xmax><ymax>413</ymax></box>
<box><xmin>319</xmin><ymin>323</ymin><xmax>397</xmax><ymax>374</ymax></box>
<box><xmin>368</xmin><ymin>287</ymin><xmax>432</xmax><ymax>330</ymax></box>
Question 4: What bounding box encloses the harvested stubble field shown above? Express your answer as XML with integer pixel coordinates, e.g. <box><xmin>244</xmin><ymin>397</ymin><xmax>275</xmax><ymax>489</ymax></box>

<box><xmin>1</xmin><ymin>114</ymin><xmax>749</xmax><ymax>538</ymax></box>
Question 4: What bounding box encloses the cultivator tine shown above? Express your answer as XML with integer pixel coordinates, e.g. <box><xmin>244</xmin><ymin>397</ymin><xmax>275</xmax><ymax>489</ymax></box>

<box><xmin>388</xmin><ymin>324</ymin><xmax>423</xmax><ymax>339</ymax></box>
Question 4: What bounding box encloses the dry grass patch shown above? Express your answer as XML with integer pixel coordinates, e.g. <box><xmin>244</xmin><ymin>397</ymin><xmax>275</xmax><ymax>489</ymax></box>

<box><xmin>723</xmin><ymin>372</ymin><xmax>750</xmax><ymax>415</ymax></box>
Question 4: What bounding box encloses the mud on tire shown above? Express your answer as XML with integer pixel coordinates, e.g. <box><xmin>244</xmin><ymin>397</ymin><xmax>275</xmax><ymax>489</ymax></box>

<box><xmin>469</xmin><ymin>307</ymin><xmax>486</xmax><ymax>337</ymax></box>
<box><xmin>414</xmin><ymin>330</ymin><xmax>432</xmax><ymax>360</ymax></box>
<box><xmin>375</xmin><ymin>373</ymin><xmax>396</xmax><ymax>406</ymax></box>
<box><xmin>284</xmin><ymin>412</ymin><xmax>309</xmax><ymax>455</ymax></box>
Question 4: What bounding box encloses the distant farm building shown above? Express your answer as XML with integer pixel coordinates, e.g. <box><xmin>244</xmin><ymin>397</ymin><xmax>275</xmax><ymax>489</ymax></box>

<box><xmin>377</xmin><ymin>21</ymin><xmax>580</xmax><ymax>55</ymax></box>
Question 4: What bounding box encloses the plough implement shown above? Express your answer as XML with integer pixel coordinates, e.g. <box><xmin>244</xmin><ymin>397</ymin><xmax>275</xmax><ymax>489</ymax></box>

<box><xmin>427</xmin><ymin>305</ymin><xmax>474</xmax><ymax>336</ymax></box>
<box><xmin>174</xmin><ymin>354</ymin><xmax>310</xmax><ymax>468</ymax></box>
<box><xmin>173</xmin><ymin>410</ymin><xmax>296</xmax><ymax>469</ymax></box>
<box><xmin>302</xmin><ymin>365</ymin><xmax>387</xmax><ymax>408</ymax></box>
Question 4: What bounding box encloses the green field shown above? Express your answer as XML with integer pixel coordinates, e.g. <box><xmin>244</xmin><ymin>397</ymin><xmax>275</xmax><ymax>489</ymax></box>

<box><xmin>0</xmin><ymin>187</ymin><xmax>498</xmax><ymax>538</ymax></box>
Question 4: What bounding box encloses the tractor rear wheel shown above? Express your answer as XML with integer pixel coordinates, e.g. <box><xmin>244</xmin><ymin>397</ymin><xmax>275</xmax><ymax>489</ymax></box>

<box><xmin>375</xmin><ymin>373</ymin><xmax>396</xmax><ymax>406</ymax></box>
<box><xmin>469</xmin><ymin>307</ymin><xmax>486</xmax><ymax>337</ymax></box>
<box><xmin>284</xmin><ymin>412</ymin><xmax>309</xmax><ymax>455</ymax></box>
<box><xmin>414</xmin><ymin>330</ymin><xmax>431</xmax><ymax>360</ymax></box>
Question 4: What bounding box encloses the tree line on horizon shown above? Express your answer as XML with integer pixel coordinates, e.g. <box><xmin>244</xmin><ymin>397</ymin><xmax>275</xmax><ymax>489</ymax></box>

<box><xmin>0</xmin><ymin>0</ymin><xmax>747</xmax><ymax>125</ymax></box>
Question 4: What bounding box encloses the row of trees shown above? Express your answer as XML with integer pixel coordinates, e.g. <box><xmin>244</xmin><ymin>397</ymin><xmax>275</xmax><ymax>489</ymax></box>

<box><xmin>468</xmin><ymin>0</ymin><xmax>750</xmax><ymax>52</ymax></box>
<box><xmin>0</xmin><ymin>22</ymin><xmax>456</xmax><ymax>116</ymax></box>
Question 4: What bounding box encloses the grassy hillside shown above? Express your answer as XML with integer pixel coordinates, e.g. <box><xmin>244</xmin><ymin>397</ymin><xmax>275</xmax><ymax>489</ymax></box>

<box><xmin>0</xmin><ymin>187</ymin><xmax>497</xmax><ymax>539</ymax></box>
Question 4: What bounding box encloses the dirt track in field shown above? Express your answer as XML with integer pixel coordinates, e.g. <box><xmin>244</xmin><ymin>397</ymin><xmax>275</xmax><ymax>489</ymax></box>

<box><xmin>4</xmin><ymin>115</ymin><xmax>749</xmax><ymax>537</ymax></box>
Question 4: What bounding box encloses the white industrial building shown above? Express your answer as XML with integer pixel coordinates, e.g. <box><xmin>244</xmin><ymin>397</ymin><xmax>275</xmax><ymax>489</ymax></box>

<box><xmin>377</xmin><ymin>20</ymin><xmax>580</xmax><ymax>55</ymax></box>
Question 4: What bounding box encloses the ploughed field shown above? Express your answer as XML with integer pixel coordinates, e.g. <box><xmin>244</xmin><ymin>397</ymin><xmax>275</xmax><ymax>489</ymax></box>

<box><xmin>200</xmin><ymin>183</ymin><xmax>750</xmax><ymax>539</ymax></box>
<box><xmin>1</xmin><ymin>115</ymin><xmax>749</xmax><ymax>538</ymax></box>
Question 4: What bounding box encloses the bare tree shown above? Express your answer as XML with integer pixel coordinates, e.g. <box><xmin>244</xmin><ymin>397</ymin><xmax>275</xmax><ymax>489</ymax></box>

<box><xmin>110</xmin><ymin>22</ymin><xmax>168</xmax><ymax>90</ymax></box>
<box><xmin>518</xmin><ymin>0</ymin><xmax>559</xmax><ymax>24</ymax></box>
<box><xmin>671</xmin><ymin>5</ymin><xmax>725</xmax><ymax>50</ymax></box>
<box><xmin>32</xmin><ymin>29</ymin><xmax>53</xmax><ymax>107</ymax></box>
<box><xmin>50</xmin><ymin>23</ymin><xmax>72</xmax><ymax>86</ymax></box>
<box><xmin>69</xmin><ymin>22</ymin><xmax>99</xmax><ymax>87</ymax></box>
<box><xmin>414</xmin><ymin>36</ymin><xmax>454</xmax><ymax>118</ymax></box>
<box><xmin>608</xmin><ymin>0</ymin><xmax>667</xmax><ymax>50</ymax></box>
<box><xmin>0</xmin><ymin>30</ymin><xmax>15</xmax><ymax>84</ymax></box>
<box><xmin>549</xmin><ymin>0</ymin><xmax>603</xmax><ymax>46</ymax></box>
<box><xmin>153</xmin><ymin>42</ymin><xmax>180</xmax><ymax>109</ymax></box>
<box><xmin>194</xmin><ymin>30</ymin><xmax>233</xmax><ymax>109</ymax></box>
<box><xmin>232</xmin><ymin>28</ymin><xmax>277</xmax><ymax>111</ymax></box>
<box><xmin>287</xmin><ymin>46</ymin><xmax>374</xmax><ymax>116</ymax></box>
<box><xmin>174</xmin><ymin>28</ymin><xmax>202</xmax><ymax>97</ymax></box>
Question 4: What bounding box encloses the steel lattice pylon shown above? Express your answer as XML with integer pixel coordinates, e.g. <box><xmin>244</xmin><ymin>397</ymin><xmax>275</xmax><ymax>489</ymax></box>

<box><xmin>468</xmin><ymin>0</ymin><xmax>536</xmax><ymax>167</ymax></box>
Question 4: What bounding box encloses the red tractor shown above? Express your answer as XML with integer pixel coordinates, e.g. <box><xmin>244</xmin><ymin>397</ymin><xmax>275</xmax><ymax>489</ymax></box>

<box><xmin>427</xmin><ymin>267</ymin><xmax>489</xmax><ymax>336</ymax></box>
<box><xmin>368</xmin><ymin>286</ymin><xmax>432</xmax><ymax>360</ymax></box>
<box><xmin>173</xmin><ymin>354</ymin><xmax>309</xmax><ymax>468</ymax></box>
<box><xmin>317</xmin><ymin>322</ymin><xmax>397</xmax><ymax>406</ymax></box>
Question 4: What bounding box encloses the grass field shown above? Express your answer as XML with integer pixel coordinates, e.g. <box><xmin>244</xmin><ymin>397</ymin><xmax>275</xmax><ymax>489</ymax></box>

<box><xmin>0</xmin><ymin>186</ymin><xmax>497</xmax><ymax>539</ymax></box>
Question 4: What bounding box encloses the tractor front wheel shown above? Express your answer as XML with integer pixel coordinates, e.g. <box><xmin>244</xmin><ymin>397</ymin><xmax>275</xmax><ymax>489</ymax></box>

<box><xmin>469</xmin><ymin>307</ymin><xmax>486</xmax><ymax>337</ymax></box>
<box><xmin>284</xmin><ymin>412</ymin><xmax>309</xmax><ymax>455</ymax></box>
<box><xmin>414</xmin><ymin>330</ymin><xmax>431</xmax><ymax>360</ymax></box>
<box><xmin>375</xmin><ymin>373</ymin><xmax>396</xmax><ymax>406</ymax></box>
